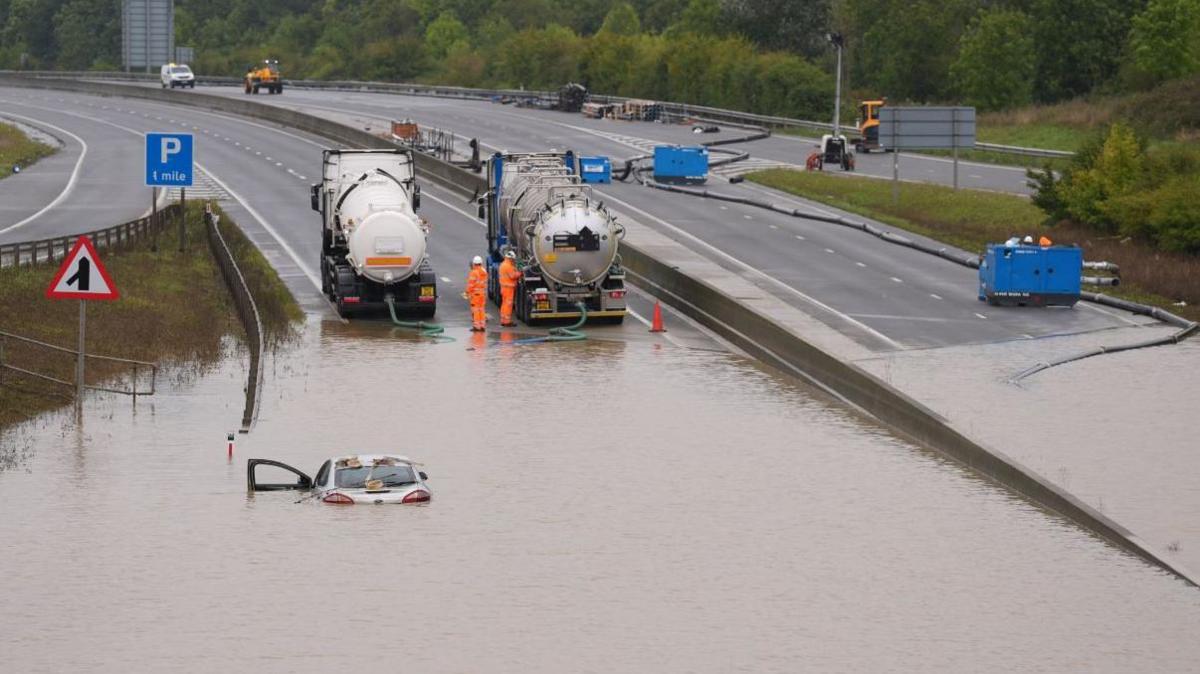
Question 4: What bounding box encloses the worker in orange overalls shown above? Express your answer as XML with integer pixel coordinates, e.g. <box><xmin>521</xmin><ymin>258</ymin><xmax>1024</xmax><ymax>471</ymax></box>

<box><xmin>498</xmin><ymin>250</ymin><xmax>522</xmax><ymax>327</ymax></box>
<box><xmin>1039</xmin><ymin>235</ymin><xmax>1053</xmax><ymax>246</ymax></box>
<box><xmin>465</xmin><ymin>255</ymin><xmax>488</xmax><ymax>332</ymax></box>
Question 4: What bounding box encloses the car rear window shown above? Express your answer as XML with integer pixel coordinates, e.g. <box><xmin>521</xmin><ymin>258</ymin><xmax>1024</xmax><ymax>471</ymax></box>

<box><xmin>172</xmin><ymin>66</ymin><xmax>191</xmax><ymax>74</ymax></box>
<box><xmin>335</xmin><ymin>465</ymin><xmax>416</xmax><ymax>488</ymax></box>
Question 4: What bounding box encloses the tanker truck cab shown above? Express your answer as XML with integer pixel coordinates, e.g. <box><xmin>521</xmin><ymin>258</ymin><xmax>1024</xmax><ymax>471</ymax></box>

<box><xmin>482</xmin><ymin>151</ymin><xmax>628</xmax><ymax>325</ymax></box>
<box><xmin>315</xmin><ymin>149</ymin><xmax>438</xmax><ymax>318</ymax></box>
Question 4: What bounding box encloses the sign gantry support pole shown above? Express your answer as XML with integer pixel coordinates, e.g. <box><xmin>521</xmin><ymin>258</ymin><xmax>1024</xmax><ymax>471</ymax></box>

<box><xmin>179</xmin><ymin>187</ymin><xmax>187</xmax><ymax>252</ymax></box>
<box><xmin>151</xmin><ymin>186</ymin><xmax>158</xmax><ymax>252</ymax></box>
<box><xmin>76</xmin><ymin>299</ymin><xmax>86</xmax><ymax>411</ymax></box>
<box><xmin>891</xmin><ymin>115</ymin><xmax>900</xmax><ymax>205</ymax></box>
<box><xmin>952</xmin><ymin>107</ymin><xmax>959</xmax><ymax>191</ymax></box>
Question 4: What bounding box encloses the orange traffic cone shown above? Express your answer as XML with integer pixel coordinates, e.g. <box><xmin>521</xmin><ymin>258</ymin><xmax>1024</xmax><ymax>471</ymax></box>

<box><xmin>649</xmin><ymin>300</ymin><xmax>666</xmax><ymax>332</ymax></box>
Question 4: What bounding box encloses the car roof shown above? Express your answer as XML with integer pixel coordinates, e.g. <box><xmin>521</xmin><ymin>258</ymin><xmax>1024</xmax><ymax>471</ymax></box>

<box><xmin>330</xmin><ymin>454</ymin><xmax>416</xmax><ymax>467</ymax></box>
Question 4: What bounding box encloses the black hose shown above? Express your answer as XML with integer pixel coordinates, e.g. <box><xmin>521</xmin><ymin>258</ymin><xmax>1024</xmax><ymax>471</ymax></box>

<box><xmin>617</xmin><ymin>153</ymin><xmax>1198</xmax><ymax>380</ymax></box>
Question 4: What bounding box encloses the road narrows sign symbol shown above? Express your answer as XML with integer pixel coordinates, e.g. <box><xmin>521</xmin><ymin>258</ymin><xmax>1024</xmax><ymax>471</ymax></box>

<box><xmin>46</xmin><ymin>236</ymin><xmax>120</xmax><ymax>301</ymax></box>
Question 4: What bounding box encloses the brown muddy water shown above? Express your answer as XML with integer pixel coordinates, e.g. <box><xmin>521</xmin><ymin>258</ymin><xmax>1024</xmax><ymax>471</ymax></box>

<box><xmin>2</xmin><ymin>317</ymin><xmax>1199</xmax><ymax>672</ymax></box>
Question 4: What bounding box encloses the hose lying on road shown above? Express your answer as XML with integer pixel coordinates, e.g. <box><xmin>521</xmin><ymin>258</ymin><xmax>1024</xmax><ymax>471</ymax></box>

<box><xmin>615</xmin><ymin>151</ymin><xmax>1199</xmax><ymax>379</ymax></box>
<box><xmin>384</xmin><ymin>295</ymin><xmax>454</xmax><ymax>342</ymax></box>
<box><xmin>1009</xmin><ymin>293</ymin><xmax>1198</xmax><ymax>383</ymax></box>
<box><xmin>493</xmin><ymin>302</ymin><xmax>589</xmax><ymax>346</ymax></box>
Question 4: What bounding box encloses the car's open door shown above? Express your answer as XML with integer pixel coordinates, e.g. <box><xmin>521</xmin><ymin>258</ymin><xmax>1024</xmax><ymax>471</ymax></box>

<box><xmin>247</xmin><ymin>459</ymin><xmax>313</xmax><ymax>491</ymax></box>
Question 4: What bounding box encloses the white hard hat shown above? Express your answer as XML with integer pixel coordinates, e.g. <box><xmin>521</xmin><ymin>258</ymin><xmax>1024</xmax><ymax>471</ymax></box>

<box><xmin>505</xmin><ymin>250</ymin><xmax>516</xmax><ymax>259</ymax></box>
<box><xmin>1023</xmin><ymin>235</ymin><xmax>1034</xmax><ymax>244</ymax></box>
<box><xmin>472</xmin><ymin>255</ymin><xmax>483</xmax><ymax>265</ymax></box>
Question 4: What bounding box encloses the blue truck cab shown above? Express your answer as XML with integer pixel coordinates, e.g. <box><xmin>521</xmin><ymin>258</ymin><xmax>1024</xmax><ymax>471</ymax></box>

<box><xmin>978</xmin><ymin>243</ymin><xmax>1082</xmax><ymax>307</ymax></box>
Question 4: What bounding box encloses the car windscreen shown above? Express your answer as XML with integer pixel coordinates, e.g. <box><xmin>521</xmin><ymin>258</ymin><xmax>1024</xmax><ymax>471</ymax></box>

<box><xmin>335</xmin><ymin>464</ymin><xmax>416</xmax><ymax>488</ymax></box>
<box><xmin>171</xmin><ymin>66</ymin><xmax>191</xmax><ymax>74</ymax></box>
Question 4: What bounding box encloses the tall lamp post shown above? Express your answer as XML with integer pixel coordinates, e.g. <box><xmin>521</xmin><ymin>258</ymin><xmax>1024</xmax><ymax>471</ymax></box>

<box><xmin>826</xmin><ymin>32</ymin><xmax>844</xmax><ymax>138</ymax></box>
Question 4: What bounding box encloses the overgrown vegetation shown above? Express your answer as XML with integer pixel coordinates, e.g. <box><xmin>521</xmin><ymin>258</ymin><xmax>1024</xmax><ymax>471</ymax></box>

<box><xmin>0</xmin><ymin>203</ymin><xmax>300</xmax><ymax>431</ymax></box>
<box><xmin>1028</xmin><ymin>124</ymin><xmax>1200</xmax><ymax>255</ymax></box>
<box><xmin>747</xmin><ymin>168</ymin><xmax>1200</xmax><ymax>320</ymax></box>
<box><xmin>0</xmin><ymin>120</ymin><xmax>56</xmax><ymax>178</ymax></box>
<box><xmin>4</xmin><ymin>1</ymin><xmax>1200</xmax><ymax>120</ymax></box>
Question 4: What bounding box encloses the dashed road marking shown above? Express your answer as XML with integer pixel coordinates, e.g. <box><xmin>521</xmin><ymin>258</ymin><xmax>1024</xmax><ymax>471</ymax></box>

<box><xmin>824</xmin><ymin>248</ymin><xmax>835</xmax><ymax>254</ymax></box>
<box><xmin>856</xmin><ymin>262</ymin><xmax>867</xmax><ymax>268</ymax></box>
<box><xmin>743</xmin><ymin>214</ymin><xmax>753</xmax><ymax>220</ymax></box>
<box><xmin>930</xmin><ymin>293</ymin><xmax>943</xmax><ymax>300</ymax></box>
<box><xmin>769</xmin><ymin>224</ymin><xmax>778</xmax><ymax>229</ymax></box>
<box><xmin>975</xmin><ymin>312</ymin><xmax>988</xmax><ymax>320</ymax></box>
<box><xmin>795</xmin><ymin>235</ymin><xmax>805</xmax><ymax>240</ymax></box>
<box><xmin>890</xmin><ymin>276</ymin><xmax>903</xmax><ymax>283</ymax></box>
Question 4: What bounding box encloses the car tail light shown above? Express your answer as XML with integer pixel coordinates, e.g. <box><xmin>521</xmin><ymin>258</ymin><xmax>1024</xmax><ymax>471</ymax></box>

<box><xmin>342</xmin><ymin>297</ymin><xmax>361</xmax><ymax>304</ymax></box>
<box><xmin>401</xmin><ymin>490</ymin><xmax>431</xmax><ymax>504</ymax></box>
<box><xmin>322</xmin><ymin>492</ymin><xmax>354</xmax><ymax>504</ymax></box>
<box><xmin>608</xmin><ymin>290</ymin><xmax>625</xmax><ymax>299</ymax></box>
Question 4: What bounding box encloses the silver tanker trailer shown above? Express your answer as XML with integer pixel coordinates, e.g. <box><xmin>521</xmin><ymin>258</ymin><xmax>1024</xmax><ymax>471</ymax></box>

<box><xmin>312</xmin><ymin>148</ymin><xmax>437</xmax><ymax>318</ymax></box>
<box><xmin>480</xmin><ymin>151</ymin><xmax>627</xmax><ymax>324</ymax></box>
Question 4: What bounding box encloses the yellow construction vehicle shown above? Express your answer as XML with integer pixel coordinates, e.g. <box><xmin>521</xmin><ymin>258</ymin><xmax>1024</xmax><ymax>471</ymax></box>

<box><xmin>854</xmin><ymin>99</ymin><xmax>885</xmax><ymax>152</ymax></box>
<box><xmin>244</xmin><ymin>59</ymin><xmax>282</xmax><ymax>95</ymax></box>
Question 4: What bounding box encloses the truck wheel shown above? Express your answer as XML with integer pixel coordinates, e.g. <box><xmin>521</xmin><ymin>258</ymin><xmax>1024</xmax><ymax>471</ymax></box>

<box><xmin>252</xmin><ymin>85</ymin><xmax>260</xmax><ymax>94</ymax></box>
<box><xmin>244</xmin><ymin>81</ymin><xmax>251</xmax><ymax>94</ymax></box>
<box><xmin>277</xmin><ymin>84</ymin><xmax>283</xmax><ymax>94</ymax></box>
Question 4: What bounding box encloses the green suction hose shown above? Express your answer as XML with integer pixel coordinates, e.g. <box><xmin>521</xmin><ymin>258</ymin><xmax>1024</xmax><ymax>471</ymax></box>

<box><xmin>384</xmin><ymin>295</ymin><xmax>454</xmax><ymax>342</ymax></box>
<box><xmin>506</xmin><ymin>302</ymin><xmax>588</xmax><ymax>345</ymax></box>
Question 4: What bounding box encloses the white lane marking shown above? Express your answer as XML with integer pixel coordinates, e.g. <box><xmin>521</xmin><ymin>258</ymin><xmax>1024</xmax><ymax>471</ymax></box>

<box><xmin>0</xmin><ymin>111</ymin><xmax>89</xmax><ymax>235</ymax></box>
<box><xmin>768</xmin><ymin>224</ymin><xmax>778</xmax><ymax>230</ymax></box>
<box><xmin>440</xmin><ymin>276</ymin><xmax>452</xmax><ymax>283</ymax></box>
<box><xmin>719</xmin><ymin>205</ymin><xmax>728</xmax><ymax>210</ymax></box>
<box><xmin>596</xmin><ymin>193</ymin><xmax>905</xmax><ymax>349</ymax></box>
<box><xmin>824</xmin><ymin>248</ymin><xmax>835</xmax><ymax>254</ymax></box>
<box><xmin>856</xmin><ymin>262</ymin><xmax>867</xmax><ymax>268</ymax></box>
<box><xmin>890</xmin><ymin>276</ymin><xmax>903</xmax><ymax>283</ymax></box>
<box><xmin>743</xmin><ymin>214</ymin><xmax>753</xmax><ymax>220</ymax></box>
<box><xmin>297</xmin><ymin>175</ymin><xmax>307</xmax><ymax>180</ymax></box>
<box><xmin>975</xmin><ymin>313</ymin><xmax>988</xmax><ymax>320</ymax></box>
<box><xmin>1079</xmin><ymin>300</ymin><xmax>1143</xmax><ymax>326</ymax></box>
<box><xmin>930</xmin><ymin>293</ymin><xmax>943</xmax><ymax>300</ymax></box>
<box><xmin>3</xmin><ymin>101</ymin><xmax>323</xmax><ymax>294</ymax></box>
<box><xmin>275</xmin><ymin>162</ymin><xmax>283</xmax><ymax>167</ymax></box>
<box><xmin>195</xmin><ymin>165</ymin><xmax>322</xmax><ymax>291</ymax></box>
<box><xmin>266</xmin><ymin>156</ymin><xmax>273</xmax><ymax>161</ymax></box>
<box><xmin>1022</xmin><ymin>333</ymin><xmax>1034</xmax><ymax>339</ymax></box>
<box><xmin>969</xmin><ymin>174</ymin><xmax>983</xmax><ymax>179</ymax></box>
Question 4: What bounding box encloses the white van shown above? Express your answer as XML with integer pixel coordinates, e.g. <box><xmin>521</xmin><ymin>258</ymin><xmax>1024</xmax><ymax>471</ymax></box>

<box><xmin>160</xmin><ymin>63</ymin><xmax>195</xmax><ymax>89</ymax></box>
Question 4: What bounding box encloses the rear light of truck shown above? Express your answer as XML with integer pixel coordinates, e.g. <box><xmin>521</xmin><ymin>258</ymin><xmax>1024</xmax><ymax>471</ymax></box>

<box><xmin>342</xmin><ymin>297</ymin><xmax>361</xmax><ymax>304</ymax></box>
<box><xmin>532</xmin><ymin>291</ymin><xmax>549</xmax><ymax>301</ymax></box>
<box><xmin>322</xmin><ymin>492</ymin><xmax>354</xmax><ymax>504</ymax></box>
<box><xmin>608</xmin><ymin>290</ymin><xmax>626</xmax><ymax>299</ymax></box>
<box><xmin>401</xmin><ymin>490</ymin><xmax>431</xmax><ymax>504</ymax></box>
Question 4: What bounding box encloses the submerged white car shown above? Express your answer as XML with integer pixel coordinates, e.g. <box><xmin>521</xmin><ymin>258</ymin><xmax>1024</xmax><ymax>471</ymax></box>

<box><xmin>248</xmin><ymin>454</ymin><xmax>431</xmax><ymax>504</ymax></box>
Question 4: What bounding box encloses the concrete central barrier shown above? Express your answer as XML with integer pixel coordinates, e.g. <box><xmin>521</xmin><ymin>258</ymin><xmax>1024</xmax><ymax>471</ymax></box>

<box><xmin>5</xmin><ymin>74</ymin><xmax>1191</xmax><ymax>587</ymax></box>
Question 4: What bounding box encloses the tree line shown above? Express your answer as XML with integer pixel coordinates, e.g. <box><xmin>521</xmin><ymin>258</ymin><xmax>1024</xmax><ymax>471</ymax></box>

<box><xmin>1</xmin><ymin>0</ymin><xmax>1199</xmax><ymax>118</ymax></box>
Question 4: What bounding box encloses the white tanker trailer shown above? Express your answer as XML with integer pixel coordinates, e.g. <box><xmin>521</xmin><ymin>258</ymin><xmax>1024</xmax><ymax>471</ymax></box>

<box><xmin>312</xmin><ymin>149</ymin><xmax>437</xmax><ymax>318</ymax></box>
<box><xmin>480</xmin><ymin>151</ymin><xmax>627</xmax><ymax>324</ymax></box>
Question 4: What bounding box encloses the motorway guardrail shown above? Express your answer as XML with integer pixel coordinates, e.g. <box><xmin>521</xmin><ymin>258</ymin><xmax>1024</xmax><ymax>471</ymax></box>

<box><xmin>2</xmin><ymin>70</ymin><xmax>1075</xmax><ymax>159</ymax></box>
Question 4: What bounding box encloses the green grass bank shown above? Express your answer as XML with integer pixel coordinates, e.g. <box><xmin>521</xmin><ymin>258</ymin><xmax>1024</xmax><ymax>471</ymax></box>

<box><xmin>0</xmin><ymin>121</ymin><xmax>56</xmax><ymax>179</ymax></box>
<box><xmin>0</xmin><ymin>203</ymin><xmax>301</xmax><ymax>431</ymax></box>
<box><xmin>747</xmin><ymin>169</ymin><xmax>1200</xmax><ymax>322</ymax></box>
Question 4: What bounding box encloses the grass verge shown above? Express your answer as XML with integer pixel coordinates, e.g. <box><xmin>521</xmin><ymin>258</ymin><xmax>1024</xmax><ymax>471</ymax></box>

<box><xmin>0</xmin><ymin>121</ymin><xmax>56</xmax><ymax>179</ymax></box>
<box><xmin>0</xmin><ymin>202</ymin><xmax>301</xmax><ymax>431</ymax></box>
<box><xmin>746</xmin><ymin>169</ymin><xmax>1200</xmax><ymax>322</ymax></box>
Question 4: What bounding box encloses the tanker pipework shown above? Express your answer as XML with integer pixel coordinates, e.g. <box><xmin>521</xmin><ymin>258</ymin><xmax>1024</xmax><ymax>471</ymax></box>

<box><xmin>480</xmin><ymin>151</ymin><xmax>627</xmax><ymax>324</ymax></box>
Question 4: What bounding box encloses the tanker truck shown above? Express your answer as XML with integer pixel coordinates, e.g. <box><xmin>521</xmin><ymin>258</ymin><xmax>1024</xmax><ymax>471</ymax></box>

<box><xmin>312</xmin><ymin>149</ymin><xmax>437</xmax><ymax>318</ymax></box>
<box><xmin>480</xmin><ymin>151</ymin><xmax>627</xmax><ymax>324</ymax></box>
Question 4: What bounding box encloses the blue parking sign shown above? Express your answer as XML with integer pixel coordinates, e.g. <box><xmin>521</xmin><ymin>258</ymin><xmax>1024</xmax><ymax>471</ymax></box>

<box><xmin>145</xmin><ymin>133</ymin><xmax>193</xmax><ymax>187</ymax></box>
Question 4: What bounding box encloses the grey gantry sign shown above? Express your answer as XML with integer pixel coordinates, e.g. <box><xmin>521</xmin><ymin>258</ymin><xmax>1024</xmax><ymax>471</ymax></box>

<box><xmin>122</xmin><ymin>0</ymin><xmax>175</xmax><ymax>73</ymax></box>
<box><xmin>877</xmin><ymin>106</ymin><xmax>976</xmax><ymax>193</ymax></box>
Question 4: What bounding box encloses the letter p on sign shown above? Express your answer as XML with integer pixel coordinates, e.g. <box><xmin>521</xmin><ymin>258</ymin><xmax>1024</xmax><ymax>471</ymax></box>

<box><xmin>161</xmin><ymin>137</ymin><xmax>182</xmax><ymax>164</ymax></box>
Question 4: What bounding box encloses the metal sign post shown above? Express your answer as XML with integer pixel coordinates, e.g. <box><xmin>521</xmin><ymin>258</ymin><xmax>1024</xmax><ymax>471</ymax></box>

<box><xmin>179</xmin><ymin>187</ymin><xmax>186</xmax><ymax>252</ymax></box>
<box><xmin>144</xmin><ymin>132</ymin><xmax>193</xmax><ymax>253</ymax></box>
<box><xmin>45</xmin><ymin>236</ymin><xmax>121</xmax><ymax>415</ymax></box>
<box><xmin>878</xmin><ymin>106</ymin><xmax>976</xmax><ymax>198</ymax></box>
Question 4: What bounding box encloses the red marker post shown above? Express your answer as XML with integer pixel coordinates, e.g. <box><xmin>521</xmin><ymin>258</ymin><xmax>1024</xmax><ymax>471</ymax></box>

<box><xmin>45</xmin><ymin>236</ymin><xmax>120</xmax><ymax>412</ymax></box>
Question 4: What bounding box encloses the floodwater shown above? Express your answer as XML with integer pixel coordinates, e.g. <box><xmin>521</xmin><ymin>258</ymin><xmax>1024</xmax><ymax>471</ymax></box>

<box><xmin>856</xmin><ymin>324</ymin><xmax>1200</xmax><ymax>572</ymax></box>
<box><xmin>2</xmin><ymin>317</ymin><xmax>1200</xmax><ymax>672</ymax></box>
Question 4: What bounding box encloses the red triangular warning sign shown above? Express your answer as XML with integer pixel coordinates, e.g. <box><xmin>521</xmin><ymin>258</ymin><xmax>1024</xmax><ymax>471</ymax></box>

<box><xmin>45</xmin><ymin>236</ymin><xmax>119</xmax><ymax>301</ymax></box>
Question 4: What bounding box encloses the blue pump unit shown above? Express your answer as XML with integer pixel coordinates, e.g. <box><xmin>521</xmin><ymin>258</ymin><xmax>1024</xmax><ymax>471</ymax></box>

<box><xmin>578</xmin><ymin>155</ymin><xmax>612</xmax><ymax>183</ymax></box>
<box><xmin>978</xmin><ymin>244</ymin><xmax>1082</xmax><ymax>307</ymax></box>
<box><xmin>653</xmin><ymin>145</ymin><xmax>708</xmax><ymax>184</ymax></box>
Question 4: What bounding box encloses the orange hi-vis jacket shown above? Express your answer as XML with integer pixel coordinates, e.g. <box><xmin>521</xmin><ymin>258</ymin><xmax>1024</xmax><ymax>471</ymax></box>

<box><xmin>467</xmin><ymin>265</ymin><xmax>488</xmax><ymax>301</ymax></box>
<box><xmin>499</xmin><ymin>258</ymin><xmax>521</xmax><ymax>289</ymax></box>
